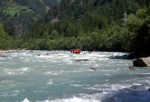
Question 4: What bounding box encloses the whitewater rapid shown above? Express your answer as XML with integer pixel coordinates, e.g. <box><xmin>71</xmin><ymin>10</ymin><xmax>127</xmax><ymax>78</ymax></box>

<box><xmin>0</xmin><ymin>50</ymin><xmax>150</xmax><ymax>102</ymax></box>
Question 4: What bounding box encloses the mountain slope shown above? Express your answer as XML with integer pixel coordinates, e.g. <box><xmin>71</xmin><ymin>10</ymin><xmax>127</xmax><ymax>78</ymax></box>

<box><xmin>0</xmin><ymin>0</ymin><xmax>149</xmax><ymax>56</ymax></box>
<box><xmin>0</xmin><ymin>0</ymin><xmax>57</xmax><ymax>36</ymax></box>
<box><xmin>26</xmin><ymin>0</ymin><xmax>150</xmax><ymax>55</ymax></box>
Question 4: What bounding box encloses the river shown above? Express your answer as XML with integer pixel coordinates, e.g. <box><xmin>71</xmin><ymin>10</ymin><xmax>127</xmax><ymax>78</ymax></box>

<box><xmin>0</xmin><ymin>50</ymin><xmax>150</xmax><ymax>102</ymax></box>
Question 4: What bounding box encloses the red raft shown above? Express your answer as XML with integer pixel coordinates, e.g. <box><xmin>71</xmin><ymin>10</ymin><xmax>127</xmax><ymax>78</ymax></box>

<box><xmin>71</xmin><ymin>49</ymin><xmax>81</xmax><ymax>54</ymax></box>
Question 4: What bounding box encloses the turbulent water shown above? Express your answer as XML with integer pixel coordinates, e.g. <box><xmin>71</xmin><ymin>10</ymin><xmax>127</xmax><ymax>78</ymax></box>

<box><xmin>0</xmin><ymin>50</ymin><xmax>150</xmax><ymax>102</ymax></box>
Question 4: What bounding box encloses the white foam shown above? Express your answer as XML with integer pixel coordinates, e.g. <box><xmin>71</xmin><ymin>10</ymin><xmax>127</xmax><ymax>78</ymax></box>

<box><xmin>70</xmin><ymin>84</ymin><xmax>84</xmax><ymax>87</ymax></box>
<box><xmin>44</xmin><ymin>69</ymin><xmax>88</xmax><ymax>76</ymax></box>
<box><xmin>47</xmin><ymin>79</ymin><xmax>53</xmax><ymax>85</ymax></box>
<box><xmin>4</xmin><ymin>67</ymin><xmax>30</xmax><ymax>75</ymax></box>
<box><xmin>48</xmin><ymin>96</ymin><xmax>100</xmax><ymax>102</ymax></box>
<box><xmin>110</xmin><ymin>84</ymin><xmax>127</xmax><ymax>91</ymax></box>
<box><xmin>22</xmin><ymin>98</ymin><xmax>30</xmax><ymax>102</ymax></box>
<box><xmin>34</xmin><ymin>92</ymin><xmax>106</xmax><ymax>102</ymax></box>
<box><xmin>0</xmin><ymin>90</ymin><xmax>20</xmax><ymax>97</ymax></box>
<box><xmin>44</xmin><ymin>71</ymin><xmax>64</xmax><ymax>76</ymax></box>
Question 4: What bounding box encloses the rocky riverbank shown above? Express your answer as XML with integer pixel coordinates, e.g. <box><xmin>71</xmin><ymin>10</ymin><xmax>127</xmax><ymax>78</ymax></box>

<box><xmin>133</xmin><ymin>57</ymin><xmax>150</xmax><ymax>67</ymax></box>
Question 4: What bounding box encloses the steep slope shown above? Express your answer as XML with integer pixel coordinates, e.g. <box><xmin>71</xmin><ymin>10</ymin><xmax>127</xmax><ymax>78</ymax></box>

<box><xmin>26</xmin><ymin>0</ymin><xmax>149</xmax><ymax>54</ymax></box>
<box><xmin>0</xmin><ymin>0</ymin><xmax>57</xmax><ymax>36</ymax></box>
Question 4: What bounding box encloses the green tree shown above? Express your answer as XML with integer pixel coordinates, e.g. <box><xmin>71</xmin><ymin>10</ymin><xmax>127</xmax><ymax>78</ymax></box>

<box><xmin>126</xmin><ymin>8</ymin><xmax>150</xmax><ymax>56</ymax></box>
<box><xmin>0</xmin><ymin>22</ymin><xmax>13</xmax><ymax>49</ymax></box>
<box><xmin>50</xmin><ymin>30</ymin><xmax>59</xmax><ymax>39</ymax></box>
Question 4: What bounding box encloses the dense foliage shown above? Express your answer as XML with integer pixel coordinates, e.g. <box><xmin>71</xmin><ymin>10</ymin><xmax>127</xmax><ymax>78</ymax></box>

<box><xmin>0</xmin><ymin>0</ymin><xmax>57</xmax><ymax>36</ymax></box>
<box><xmin>0</xmin><ymin>0</ymin><xmax>150</xmax><ymax>57</ymax></box>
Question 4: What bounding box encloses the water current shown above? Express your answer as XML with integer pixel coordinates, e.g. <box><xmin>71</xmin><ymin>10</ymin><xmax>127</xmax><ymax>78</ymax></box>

<box><xmin>0</xmin><ymin>50</ymin><xmax>150</xmax><ymax>102</ymax></box>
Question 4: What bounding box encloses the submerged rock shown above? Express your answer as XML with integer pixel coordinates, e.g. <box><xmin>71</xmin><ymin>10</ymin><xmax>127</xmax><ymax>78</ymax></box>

<box><xmin>102</xmin><ymin>96</ymin><xmax>115</xmax><ymax>102</ymax></box>
<box><xmin>122</xmin><ymin>66</ymin><xmax>136</xmax><ymax>70</ymax></box>
<box><xmin>38</xmin><ymin>52</ymin><xmax>49</xmax><ymax>56</ymax></box>
<box><xmin>75</xmin><ymin>59</ymin><xmax>89</xmax><ymax>62</ymax></box>
<box><xmin>130</xmin><ymin>85</ymin><xmax>141</xmax><ymax>89</ymax></box>
<box><xmin>129</xmin><ymin>66</ymin><xmax>136</xmax><ymax>70</ymax></box>
<box><xmin>0</xmin><ymin>54</ymin><xmax>7</xmax><ymax>58</ymax></box>
<box><xmin>133</xmin><ymin>57</ymin><xmax>150</xmax><ymax>67</ymax></box>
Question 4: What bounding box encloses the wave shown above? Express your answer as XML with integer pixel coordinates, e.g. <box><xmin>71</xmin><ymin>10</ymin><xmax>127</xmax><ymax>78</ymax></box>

<box><xmin>46</xmin><ymin>79</ymin><xmax>53</xmax><ymax>85</ymax></box>
<box><xmin>22</xmin><ymin>98</ymin><xmax>30</xmax><ymax>102</ymax></box>
<box><xmin>0</xmin><ymin>90</ymin><xmax>20</xmax><ymax>97</ymax></box>
<box><xmin>22</xmin><ymin>93</ymin><xmax>102</xmax><ymax>102</ymax></box>
<box><xmin>3</xmin><ymin>67</ymin><xmax>30</xmax><ymax>75</ymax></box>
<box><xmin>3</xmin><ymin>50</ymin><xmax>147</xmax><ymax>102</ymax></box>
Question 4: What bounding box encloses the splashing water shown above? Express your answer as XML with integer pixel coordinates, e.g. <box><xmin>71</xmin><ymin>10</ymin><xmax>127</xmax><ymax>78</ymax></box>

<box><xmin>0</xmin><ymin>50</ymin><xmax>150</xmax><ymax>102</ymax></box>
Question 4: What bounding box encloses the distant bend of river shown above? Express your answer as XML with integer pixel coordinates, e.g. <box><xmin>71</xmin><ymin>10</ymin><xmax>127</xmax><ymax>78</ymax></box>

<box><xmin>0</xmin><ymin>50</ymin><xmax>150</xmax><ymax>102</ymax></box>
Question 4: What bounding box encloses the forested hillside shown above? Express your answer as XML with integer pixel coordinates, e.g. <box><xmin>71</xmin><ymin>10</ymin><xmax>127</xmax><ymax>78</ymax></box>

<box><xmin>0</xmin><ymin>0</ymin><xmax>150</xmax><ymax>57</ymax></box>
<box><xmin>0</xmin><ymin>0</ymin><xmax>57</xmax><ymax>36</ymax></box>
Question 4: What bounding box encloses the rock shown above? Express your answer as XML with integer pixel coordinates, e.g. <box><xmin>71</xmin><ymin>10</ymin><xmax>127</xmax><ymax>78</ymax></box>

<box><xmin>0</xmin><ymin>54</ymin><xmax>7</xmax><ymax>58</ymax></box>
<box><xmin>122</xmin><ymin>66</ymin><xmax>136</xmax><ymax>70</ymax></box>
<box><xmin>127</xmin><ymin>53</ymin><xmax>136</xmax><ymax>59</ymax></box>
<box><xmin>130</xmin><ymin>85</ymin><xmax>141</xmax><ymax>89</ymax></box>
<box><xmin>75</xmin><ymin>59</ymin><xmax>89</xmax><ymax>62</ymax></box>
<box><xmin>147</xmin><ymin>88</ymin><xmax>150</xmax><ymax>91</ymax></box>
<box><xmin>133</xmin><ymin>57</ymin><xmax>150</xmax><ymax>67</ymax></box>
<box><xmin>129</xmin><ymin>66</ymin><xmax>136</xmax><ymax>70</ymax></box>
<box><xmin>38</xmin><ymin>52</ymin><xmax>48</xmax><ymax>56</ymax></box>
<box><xmin>102</xmin><ymin>96</ymin><xmax>114</xmax><ymax>102</ymax></box>
<box><xmin>89</xmin><ymin>67</ymin><xmax>97</xmax><ymax>70</ymax></box>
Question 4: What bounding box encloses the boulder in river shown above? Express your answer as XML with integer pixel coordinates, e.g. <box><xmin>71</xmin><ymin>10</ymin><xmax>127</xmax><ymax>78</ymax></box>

<box><xmin>89</xmin><ymin>67</ymin><xmax>97</xmax><ymax>70</ymax></box>
<box><xmin>133</xmin><ymin>57</ymin><xmax>150</xmax><ymax>67</ymax></box>
<box><xmin>147</xmin><ymin>88</ymin><xmax>150</xmax><ymax>91</ymax></box>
